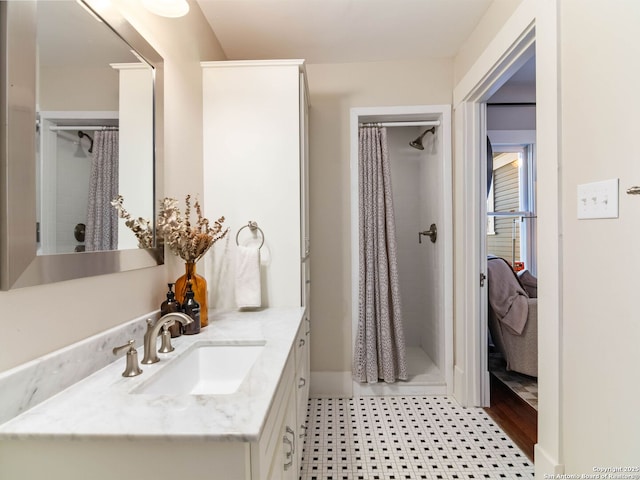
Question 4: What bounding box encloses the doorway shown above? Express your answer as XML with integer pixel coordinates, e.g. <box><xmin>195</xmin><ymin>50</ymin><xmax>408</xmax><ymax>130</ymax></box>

<box><xmin>485</xmin><ymin>51</ymin><xmax>538</xmax><ymax>396</ymax></box>
<box><xmin>454</xmin><ymin>3</ymin><xmax>562</xmax><ymax>473</ymax></box>
<box><xmin>483</xmin><ymin>61</ymin><xmax>539</xmax><ymax>458</ymax></box>
<box><xmin>349</xmin><ymin>105</ymin><xmax>453</xmax><ymax>396</ymax></box>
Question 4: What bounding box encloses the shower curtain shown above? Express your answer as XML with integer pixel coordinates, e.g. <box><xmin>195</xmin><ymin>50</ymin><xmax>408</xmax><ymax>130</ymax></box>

<box><xmin>353</xmin><ymin>126</ymin><xmax>408</xmax><ymax>383</ymax></box>
<box><xmin>85</xmin><ymin>130</ymin><xmax>119</xmax><ymax>251</ymax></box>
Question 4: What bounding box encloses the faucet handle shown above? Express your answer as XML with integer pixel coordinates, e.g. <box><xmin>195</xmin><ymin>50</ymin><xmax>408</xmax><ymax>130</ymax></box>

<box><xmin>112</xmin><ymin>339</ymin><xmax>143</xmax><ymax>377</ymax></box>
<box><xmin>158</xmin><ymin>321</ymin><xmax>175</xmax><ymax>353</ymax></box>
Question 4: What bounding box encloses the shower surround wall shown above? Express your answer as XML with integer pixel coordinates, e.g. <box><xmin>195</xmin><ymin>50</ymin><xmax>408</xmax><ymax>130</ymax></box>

<box><xmin>54</xmin><ymin>131</ymin><xmax>91</xmax><ymax>253</ymax></box>
<box><xmin>387</xmin><ymin>127</ymin><xmax>444</xmax><ymax>379</ymax></box>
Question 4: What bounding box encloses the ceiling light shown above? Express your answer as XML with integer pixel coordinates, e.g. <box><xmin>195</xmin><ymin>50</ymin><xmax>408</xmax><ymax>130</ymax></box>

<box><xmin>142</xmin><ymin>0</ymin><xmax>189</xmax><ymax>18</ymax></box>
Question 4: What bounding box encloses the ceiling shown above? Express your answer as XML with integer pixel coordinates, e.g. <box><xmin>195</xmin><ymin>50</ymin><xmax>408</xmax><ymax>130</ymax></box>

<box><xmin>195</xmin><ymin>0</ymin><xmax>494</xmax><ymax>64</ymax></box>
<box><xmin>36</xmin><ymin>1</ymin><xmax>535</xmax><ymax>94</ymax></box>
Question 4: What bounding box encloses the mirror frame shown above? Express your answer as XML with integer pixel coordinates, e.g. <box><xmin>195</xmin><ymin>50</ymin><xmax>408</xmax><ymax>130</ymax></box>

<box><xmin>0</xmin><ymin>0</ymin><xmax>164</xmax><ymax>290</ymax></box>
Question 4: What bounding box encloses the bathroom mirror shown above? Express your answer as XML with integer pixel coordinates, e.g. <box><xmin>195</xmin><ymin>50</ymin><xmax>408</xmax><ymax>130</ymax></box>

<box><xmin>0</xmin><ymin>1</ymin><xmax>164</xmax><ymax>289</ymax></box>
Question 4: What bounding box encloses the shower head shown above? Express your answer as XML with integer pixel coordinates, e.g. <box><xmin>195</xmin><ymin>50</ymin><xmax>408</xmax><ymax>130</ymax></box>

<box><xmin>409</xmin><ymin>127</ymin><xmax>436</xmax><ymax>150</ymax></box>
<box><xmin>77</xmin><ymin>130</ymin><xmax>94</xmax><ymax>154</ymax></box>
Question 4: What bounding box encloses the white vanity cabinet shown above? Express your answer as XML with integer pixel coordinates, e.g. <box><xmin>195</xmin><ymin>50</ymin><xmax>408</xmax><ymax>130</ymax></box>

<box><xmin>0</xmin><ymin>309</ymin><xmax>310</xmax><ymax>480</ymax></box>
<box><xmin>0</xmin><ymin>346</ymin><xmax>308</xmax><ymax>480</ymax></box>
<box><xmin>255</xmin><ymin>316</ymin><xmax>311</xmax><ymax>480</ymax></box>
<box><xmin>202</xmin><ymin>59</ymin><xmax>310</xmax><ymax>310</ymax></box>
<box><xmin>255</xmin><ymin>318</ymin><xmax>310</xmax><ymax>480</ymax></box>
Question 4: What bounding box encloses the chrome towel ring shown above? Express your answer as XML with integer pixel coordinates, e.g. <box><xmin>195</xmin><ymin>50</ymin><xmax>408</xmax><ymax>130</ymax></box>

<box><xmin>235</xmin><ymin>221</ymin><xmax>265</xmax><ymax>249</ymax></box>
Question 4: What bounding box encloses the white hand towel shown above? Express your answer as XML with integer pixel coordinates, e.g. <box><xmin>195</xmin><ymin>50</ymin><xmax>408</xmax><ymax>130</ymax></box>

<box><xmin>235</xmin><ymin>245</ymin><xmax>261</xmax><ymax>309</ymax></box>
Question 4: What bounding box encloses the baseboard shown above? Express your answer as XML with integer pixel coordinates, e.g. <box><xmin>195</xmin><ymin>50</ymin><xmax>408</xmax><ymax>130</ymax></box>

<box><xmin>482</xmin><ymin>370</ymin><xmax>491</xmax><ymax>407</ymax></box>
<box><xmin>534</xmin><ymin>444</ymin><xmax>564</xmax><ymax>477</ymax></box>
<box><xmin>310</xmin><ymin>371</ymin><xmax>452</xmax><ymax>398</ymax></box>
<box><xmin>353</xmin><ymin>382</ymin><xmax>447</xmax><ymax>397</ymax></box>
<box><xmin>310</xmin><ymin>371</ymin><xmax>353</xmax><ymax>397</ymax></box>
<box><xmin>454</xmin><ymin>365</ymin><xmax>466</xmax><ymax>405</ymax></box>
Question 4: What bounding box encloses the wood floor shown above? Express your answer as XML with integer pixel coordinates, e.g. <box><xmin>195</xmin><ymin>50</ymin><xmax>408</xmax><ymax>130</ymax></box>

<box><xmin>484</xmin><ymin>373</ymin><xmax>537</xmax><ymax>461</ymax></box>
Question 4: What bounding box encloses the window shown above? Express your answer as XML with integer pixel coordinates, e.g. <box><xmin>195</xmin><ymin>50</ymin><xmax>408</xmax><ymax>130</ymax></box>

<box><xmin>487</xmin><ymin>144</ymin><xmax>536</xmax><ymax>274</ymax></box>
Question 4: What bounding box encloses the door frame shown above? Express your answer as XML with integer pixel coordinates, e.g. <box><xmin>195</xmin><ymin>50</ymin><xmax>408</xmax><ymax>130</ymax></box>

<box><xmin>453</xmin><ymin>0</ymin><xmax>564</xmax><ymax>474</ymax></box>
<box><xmin>454</xmin><ymin>28</ymin><xmax>536</xmax><ymax>407</ymax></box>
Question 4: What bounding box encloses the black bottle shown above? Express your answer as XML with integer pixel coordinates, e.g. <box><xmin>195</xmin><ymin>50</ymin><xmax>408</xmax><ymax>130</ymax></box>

<box><xmin>182</xmin><ymin>281</ymin><xmax>201</xmax><ymax>335</ymax></box>
<box><xmin>160</xmin><ymin>283</ymin><xmax>182</xmax><ymax>337</ymax></box>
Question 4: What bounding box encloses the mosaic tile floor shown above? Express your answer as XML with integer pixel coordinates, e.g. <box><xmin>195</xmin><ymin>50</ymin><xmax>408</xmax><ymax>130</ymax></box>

<box><xmin>300</xmin><ymin>396</ymin><xmax>534</xmax><ymax>480</ymax></box>
<box><xmin>489</xmin><ymin>354</ymin><xmax>538</xmax><ymax>410</ymax></box>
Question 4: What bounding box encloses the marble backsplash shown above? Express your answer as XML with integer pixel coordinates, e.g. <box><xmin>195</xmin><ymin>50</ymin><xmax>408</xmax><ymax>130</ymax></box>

<box><xmin>0</xmin><ymin>311</ymin><xmax>159</xmax><ymax>425</ymax></box>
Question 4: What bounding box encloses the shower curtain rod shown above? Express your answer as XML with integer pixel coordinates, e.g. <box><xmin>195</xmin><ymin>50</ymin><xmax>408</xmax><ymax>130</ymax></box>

<box><xmin>49</xmin><ymin>125</ymin><xmax>118</xmax><ymax>131</ymax></box>
<box><xmin>359</xmin><ymin>120</ymin><xmax>440</xmax><ymax>128</ymax></box>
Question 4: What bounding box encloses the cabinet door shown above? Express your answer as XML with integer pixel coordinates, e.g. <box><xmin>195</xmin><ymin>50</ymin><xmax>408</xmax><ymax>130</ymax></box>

<box><xmin>202</xmin><ymin>61</ymin><xmax>305</xmax><ymax>308</ymax></box>
<box><xmin>295</xmin><ymin>312</ymin><xmax>311</xmax><ymax>468</ymax></box>
<box><xmin>266</xmin><ymin>386</ymin><xmax>298</xmax><ymax>480</ymax></box>
<box><xmin>283</xmin><ymin>386</ymin><xmax>299</xmax><ymax>480</ymax></box>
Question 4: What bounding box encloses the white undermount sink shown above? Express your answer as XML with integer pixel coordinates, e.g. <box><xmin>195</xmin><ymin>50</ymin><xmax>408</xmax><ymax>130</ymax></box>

<box><xmin>134</xmin><ymin>341</ymin><xmax>266</xmax><ymax>395</ymax></box>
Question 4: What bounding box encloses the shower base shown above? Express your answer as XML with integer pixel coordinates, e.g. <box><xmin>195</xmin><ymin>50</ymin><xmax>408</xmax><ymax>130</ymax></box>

<box><xmin>352</xmin><ymin>346</ymin><xmax>448</xmax><ymax>396</ymax></box>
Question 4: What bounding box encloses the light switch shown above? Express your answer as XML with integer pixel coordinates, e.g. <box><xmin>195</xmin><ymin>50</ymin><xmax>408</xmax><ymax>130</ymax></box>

<box><xmin>577</xmin><ymin>178</ymin><xmax>619</xmax><ymax>219</ymax></box>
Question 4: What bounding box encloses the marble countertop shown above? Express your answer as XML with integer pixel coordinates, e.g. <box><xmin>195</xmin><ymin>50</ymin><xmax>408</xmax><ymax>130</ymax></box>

<box><xmin>0</xmin><ymin>307</ymin><xmax>305</xmax><ymax>442</ymax></box>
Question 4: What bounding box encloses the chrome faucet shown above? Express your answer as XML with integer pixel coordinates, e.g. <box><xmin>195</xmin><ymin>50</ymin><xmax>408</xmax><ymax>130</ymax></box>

<box><xmin>142</xmin><ymin>312</ymin><xmax>194</xmax><ymax>365</ymax></box>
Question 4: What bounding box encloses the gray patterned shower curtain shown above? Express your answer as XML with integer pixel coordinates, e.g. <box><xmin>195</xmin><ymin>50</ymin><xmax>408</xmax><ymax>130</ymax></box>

<box><xmin>85</xmin><ymin>130</ymin><xmax>119</xmax><ymax>251</ymax></box>
<box><xmin>353</xmin><ymin>126</ymin><xmax>408</xmax><ymax>384</ymax></box>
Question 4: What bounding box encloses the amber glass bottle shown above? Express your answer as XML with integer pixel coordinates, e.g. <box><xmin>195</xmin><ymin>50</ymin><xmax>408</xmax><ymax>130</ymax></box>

<box><xmin>175</xmin><ymin>262</ymin><xmax>208</xmax><ymax>327</ymax></box>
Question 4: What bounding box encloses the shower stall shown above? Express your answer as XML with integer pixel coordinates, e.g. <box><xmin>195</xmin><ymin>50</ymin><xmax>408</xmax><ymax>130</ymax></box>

<box><xmin>350</xmin><ymin>105</ymin><xmax>453</xmax><ymax>396</ymax></box>
<box><xmin>37</xmin><ymin>112</ymin><xmax>119</xmax><ymax>254</ymax></box>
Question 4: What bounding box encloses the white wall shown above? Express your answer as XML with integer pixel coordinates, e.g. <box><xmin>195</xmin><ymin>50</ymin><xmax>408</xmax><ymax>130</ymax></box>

<box><xmin>387</xmin><ymin>126</ymin><xmax>443</xmax><ymax>368</ymax></box>
<box><xmin>306</xmin><ymin>59</ymin><xmax>453</xmax><ymax>378</ymax></box>
<box><xmin>419</xmin><ymin>126</ymin><xmax>444</xmax><ymax>367</ymax></box>
<box><xmin>453</xmin><ymin>0</ymin><xmax>524</xmax><ymax>84</ymax></box>
<box><xmin>38</xmin><ymin>66</ymin><xmax>119</xmax><ymax>111</ymax></box>
<box><xmin>0</xmin><ymin>0</ymin><xmax>226</xmax><ymax>373</ymax></box>
<box><xmin>487</xmin><ymin>105</ymin><xmax>535</xmax><ymax>130</ymax></box>
<box><xmin>387</xmin><ymin>127</ymin><xmax>426</xmax><ymax>348</ymax></box>
<box><xmin>54</xmin><ymin>131</ymin><xmax>91</xmax><ymax>253</ymax></box>
<box><xmin>559</xmin><ymin>0</ymin><xmax>640</xmax><ymax>468</ymax></box>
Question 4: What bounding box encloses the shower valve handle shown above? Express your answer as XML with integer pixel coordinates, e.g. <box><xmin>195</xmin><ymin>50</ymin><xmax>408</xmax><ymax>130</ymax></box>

<box><xmin>419</xmin><ymin>224</ymin><xmax>437</xmax><ymax>244</ymax></box>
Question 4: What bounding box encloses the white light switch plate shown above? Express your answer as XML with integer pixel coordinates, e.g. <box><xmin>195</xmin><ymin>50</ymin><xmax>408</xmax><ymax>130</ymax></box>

<box><xmin>577</xmin><ymin>178</ymin><xmax>619</xmax><ymax>219</ymax></box>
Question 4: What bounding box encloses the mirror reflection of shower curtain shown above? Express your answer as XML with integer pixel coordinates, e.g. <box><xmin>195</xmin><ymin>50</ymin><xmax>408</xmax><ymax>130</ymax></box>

<box><xmin>85</xmin><ymin>130</ymin><xmax>119</xmax><ymax>251</ymax></box>
<box><xmin>353</xmin><ymin>126</ymin><xmax>408</xmax><ymax>384</ymax></box>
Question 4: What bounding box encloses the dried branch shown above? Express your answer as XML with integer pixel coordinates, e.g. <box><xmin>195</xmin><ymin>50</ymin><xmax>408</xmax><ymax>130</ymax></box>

<box><xmin>112</xmin><ymin>194</ymin><xmax>228</xmax><ymax>262</ymax></box>
<box><xmin>110</xmin><ymin>195</ymin><xmax>154</xmax><ymax>249</ymax></box>
<box><xmin>156</xmin><ymin>195</ymin><xmax>228</xmax><ymax>263</ymax></box>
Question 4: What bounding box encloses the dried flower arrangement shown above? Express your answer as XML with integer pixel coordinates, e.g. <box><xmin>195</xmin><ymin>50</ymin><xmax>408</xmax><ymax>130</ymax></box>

<box><xmin>111</xmin><ymin>194</ymin><xmax>229</xmax><ymax>263</ymax></box>
<box><xmin>157</xmin><ymin>195</ymin><xmax>228</xmax><ymax>263</ymax></box>
<box><xmin>111</xmin><ymin>195</ymin><xmax>154</xmax><ymax>249</ymax></box>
